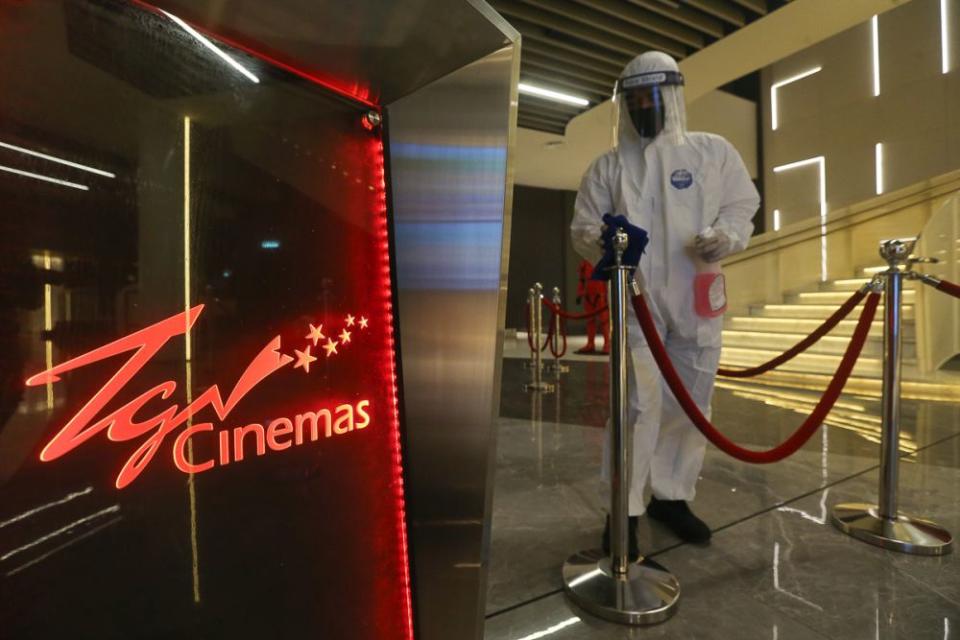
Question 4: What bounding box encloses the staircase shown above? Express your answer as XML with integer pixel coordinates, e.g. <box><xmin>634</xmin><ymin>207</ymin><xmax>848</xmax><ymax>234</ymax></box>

<box><xmin>720</xmin><ymin>268</ymin><xmax>917</xmax><ymax>382</ymax></box>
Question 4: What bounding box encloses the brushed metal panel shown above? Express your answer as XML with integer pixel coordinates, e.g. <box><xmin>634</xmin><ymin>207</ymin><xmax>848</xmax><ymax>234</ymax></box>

<box><xmin>387</xmin><ymin>42</ymin><xmax>518</xmax><ymax>640</ymax></box>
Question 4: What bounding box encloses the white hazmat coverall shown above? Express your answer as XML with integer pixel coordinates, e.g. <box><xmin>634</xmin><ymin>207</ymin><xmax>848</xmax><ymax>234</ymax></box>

<box><xmin>571</xmin><ymin>52</ymin><xmax>760</xmax><ymax>516</ymax></box>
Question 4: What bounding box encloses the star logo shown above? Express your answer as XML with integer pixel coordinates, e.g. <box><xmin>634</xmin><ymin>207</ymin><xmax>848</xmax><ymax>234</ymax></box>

<box><xmin>339</xmin><ymin>329</ymin><xmax>352</xmax><ymax>344</ymax></box>
<box><xmin>293</xmin><ymin>345</ymin><xmax>318</xmax><ymax>373</ymax></box>
<box><xmin>306</xmin><ymin>323</ymin><xmax>325</xmax><ymax>346</ymax></box>
<box><xmin>322</xmin><ymin>338</ymin><xmax>339</xmax><ymax>358</ymax></box>
<box><xmin>358</xmin><ymin>316</ymin><xmax>369</xmax><ymax>329</ymax></box>
<box><xmin>345</xmin><ymin>314</ymin><xmax>356</xmax><ymax>327</ymax></box>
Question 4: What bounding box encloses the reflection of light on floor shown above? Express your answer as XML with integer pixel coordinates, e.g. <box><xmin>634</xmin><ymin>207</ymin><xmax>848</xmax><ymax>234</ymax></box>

<box><xmin>512</xmin><ymin>616</ymin><xmax>579</xmax><ymax>640</ymax></box>
<box><xmin>0</xmin><ymin>486</ymin><xmax>93</xmax><ymax>529</ymax></box>
<box><xmin>717</xmin><ymin>370</ymin><xmax>960</xmax><ymax>402</ymax></box>
<box><xmin>717</xmin><ymin>380</ymin><xmax>866</xmax><ymax>411</ymax></box>
<box><xmin>717</xmin><ymin>382</ymin><xmax>918</xmax><ymax>454</ymax></box>
<box><xmin>778</xmin><ymin>489</ymin><xmax>830</xmax><ymax>525</ymax></box>
<box><xmin>773</xmin><ymin>541</ymin><xmax>822</xmax><ymax>611</ymax></box>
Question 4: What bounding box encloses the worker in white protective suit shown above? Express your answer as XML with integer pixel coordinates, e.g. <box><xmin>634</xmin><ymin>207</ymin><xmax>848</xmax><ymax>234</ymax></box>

<box><xmin>571</xmin><ymin>51</ymin><xmax>759</xmax><ymax>550</ymax></box>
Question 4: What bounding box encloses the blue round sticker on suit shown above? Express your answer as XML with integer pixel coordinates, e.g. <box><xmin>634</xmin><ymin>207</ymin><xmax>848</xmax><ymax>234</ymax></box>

<box><xmin>671</xmin><ymin>169</ymin><xmax>693</xmax><ymax>189</ymax></box>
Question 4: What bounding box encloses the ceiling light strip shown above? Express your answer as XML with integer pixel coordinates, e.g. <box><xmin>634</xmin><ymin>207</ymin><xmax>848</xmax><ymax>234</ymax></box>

<box><xmin>0</xmin><ymin>164</ymin><xmax>89</xmax><ymax>191</ymax></box>
<box><xmin>518</xmin><ymin>82</ymin><xmax>589</xmax><ymax>107</ymax></box>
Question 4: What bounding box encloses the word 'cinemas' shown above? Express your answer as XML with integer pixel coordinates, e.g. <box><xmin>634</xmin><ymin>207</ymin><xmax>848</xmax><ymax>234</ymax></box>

<box><xmin>25</xmin><ymin>304</ymin><xmax>374</xmax><ymax>488</ymax></box>
<box><xmin>172</xmin><ymin>400</ymin><xmax>371</xmax><ymax>474</ymax></box>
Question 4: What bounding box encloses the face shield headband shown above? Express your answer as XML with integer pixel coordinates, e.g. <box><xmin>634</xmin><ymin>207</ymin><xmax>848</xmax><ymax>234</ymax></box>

<box><xmin>615</xmin><ymin>70</ymin><xmax>685</xmax><ymax>139</ymax></box>
<box><xmin>615</xmin><ymin>70</ymin><xmax>685</xmax><ymax>93</ymax></box>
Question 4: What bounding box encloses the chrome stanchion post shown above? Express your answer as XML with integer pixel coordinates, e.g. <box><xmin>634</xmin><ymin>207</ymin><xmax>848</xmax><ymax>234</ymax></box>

<box><xmin>546</xmin><ymin>286</ymin><xmax>569</xmax><ymax>376</ymax></box>
<box><xmin>562</xmin><ymin>230</ymin><xmax>680</xmax><ymax>624</ymax></box>
<box><xmin>524</xmin><ymin>287</ymin><xmax>538</xmax><ymax>371</ymax></box>
<box><xmin>831</xmin><ymin>238</ymin><xmax>952</xmax><ymax>555</ymax></box>
<box><xmin>525</xmin><ymin>283</ymin><xmax>554</xmax><ymax>393</ymax></box>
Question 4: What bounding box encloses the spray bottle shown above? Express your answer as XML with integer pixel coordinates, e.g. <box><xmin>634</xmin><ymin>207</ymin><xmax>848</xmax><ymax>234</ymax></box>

<box><xmin>693</xmin><ymin>227</ymin><xmax>728</xmax><ymax>318</ymax></box>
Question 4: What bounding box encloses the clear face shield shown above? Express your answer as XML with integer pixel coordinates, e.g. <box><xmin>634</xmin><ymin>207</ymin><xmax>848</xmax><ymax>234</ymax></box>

<box><xmin>612</xmin><ymin>70</ymin><xmax>686</xmax><ymax>145</ymax></box>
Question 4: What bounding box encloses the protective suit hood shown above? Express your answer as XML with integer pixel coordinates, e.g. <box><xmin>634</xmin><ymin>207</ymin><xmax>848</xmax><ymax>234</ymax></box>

<box><xmin>615</xmin><ymin>51</ymin><xmax>688</xmax><ymax>158</ymax></box>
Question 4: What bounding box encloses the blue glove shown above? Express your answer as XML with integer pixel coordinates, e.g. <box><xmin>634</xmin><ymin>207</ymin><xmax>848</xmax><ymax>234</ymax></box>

<box><xmin>591</xmin><ymin>214</ymin><xmax>649</xmax><ymax>280</ymax></box>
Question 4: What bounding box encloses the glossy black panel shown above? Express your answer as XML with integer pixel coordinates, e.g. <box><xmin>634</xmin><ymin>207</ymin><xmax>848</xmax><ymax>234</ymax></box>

<box><xmin>0</xmin><ymin>2</ymin><xmax>410</xmax><ymax>638</ymax></box>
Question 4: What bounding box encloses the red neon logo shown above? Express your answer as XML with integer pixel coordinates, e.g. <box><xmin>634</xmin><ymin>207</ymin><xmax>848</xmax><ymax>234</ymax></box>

<box><xmin>26</xmin><ymin>305</ymin><xmax>373</xmax><ymax>488</ymax></box>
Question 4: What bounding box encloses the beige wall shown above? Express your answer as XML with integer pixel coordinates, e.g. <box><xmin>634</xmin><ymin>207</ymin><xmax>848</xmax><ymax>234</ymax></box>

<box><xmin>762</xmin><ymin>0</ymin><xmax>960</xmax><ymax>230</ymax></box>
<box><xmin>687</xmin><ymin>90</ymin><xmax>758</xmax><ymax>178</ymax></box>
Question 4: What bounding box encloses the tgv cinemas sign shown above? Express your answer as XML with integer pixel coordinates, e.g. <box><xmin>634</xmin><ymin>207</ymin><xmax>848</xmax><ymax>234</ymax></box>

<box><xmin>27</xmin><ymin>304</ymin><xmax>377</xmax><ymax>489</ymax></box>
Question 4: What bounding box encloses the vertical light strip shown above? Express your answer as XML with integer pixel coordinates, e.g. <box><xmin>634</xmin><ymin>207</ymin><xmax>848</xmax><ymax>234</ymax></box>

<box><xmin>871</xmin><ymin>16</ymin><xmax>881</xmax><ymax>96</ymax></box>
<box><xmin>186</xmin><ymin>361</ymin><xmax>200</xmax><ymax>604</ymax></box>
<box><xmin>43</xmin><ymin>251</ymin><xmax>53</xmax><ymax>410</ymax></box>
<box><xmin>875</xmin><ymin>143</ymin><xmax>884</xmax><ymax>194</ymax></box>
<box><xmin>773</xmin><ymin>156</ymin><xmax>827</xmax><ymax>280</ymax></box>
<box><xmin>183</xmin><ymin>115</ymin><xmax>201</xmax><ymax>605</ymax></box>
<box><xmin>819</xmin><ymin>157</ymin><xmax>828</xmax><ymax>282</ymax></box>
<box><xmin>943</xmin><ymin>0</ymin><xmax>951</xmax><ymax>74</ymax></box>
<box><xmin>773</xmin><ymin>209</ymin><xmax>781</xmax><ymax>232</ymax></box>
<box><xmin>184</xmin><ymin>117</ymin><xmax>192</xmax><ymax>362</ymax></box>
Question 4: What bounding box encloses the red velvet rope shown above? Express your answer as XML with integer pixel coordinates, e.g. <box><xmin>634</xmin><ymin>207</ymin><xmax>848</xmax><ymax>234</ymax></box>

<box><xmin>631</xmin><ymin>291</ymin><xmax>880</xmax><ymax>464</ymax></box>
<box><xmin>935</xmin><ymin>279</ymin><xmax>960</xmax><ymax>300</ymax></box>
<box><xmin>525</xmin><ymin>303</ymin><xmax>554</xmax><ymax>353</ymax></box>
<box><xmin>542</xmin><ymin>298</ymin><xmax>609</xmax><ymax>320</ymax></box>
<box><xmin>718</xmin><ymin>288</ymin><xmax>868</xmax><ymax>378</ymax></box>
<box><xmin>548</xmin><ymin>312</ymin><xmax>568</xmax><ymax>358</ymax></box>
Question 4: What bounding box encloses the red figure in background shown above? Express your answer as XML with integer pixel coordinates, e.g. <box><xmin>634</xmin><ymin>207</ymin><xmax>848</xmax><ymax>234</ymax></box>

<box><xmin>576</xmin><ymin>260</ymin><xmax>610</xmax><ymax>354</ymax></box>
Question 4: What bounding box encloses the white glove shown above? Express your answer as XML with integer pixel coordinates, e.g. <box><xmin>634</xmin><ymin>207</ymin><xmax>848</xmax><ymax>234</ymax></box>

<box><xmin>694</xmin><ymin>229</ymin><xmax>734</xmax><ymax>263</ymax></box>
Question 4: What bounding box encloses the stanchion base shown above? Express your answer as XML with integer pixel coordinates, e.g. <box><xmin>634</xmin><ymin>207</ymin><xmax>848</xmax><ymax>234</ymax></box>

<box><xmin>831</xmin><ymin>503</ymin><xmax>953</xmax><ymax>556</ymax></box>
<box><xmin>524</xmin><ymin>381</ymin><xmax>555</xmax><ymax>393</ymax></box>
<box><xmin>562</xmin><ymin>549</ymin><xmax>679</xmax><ymax>625</ymax></box>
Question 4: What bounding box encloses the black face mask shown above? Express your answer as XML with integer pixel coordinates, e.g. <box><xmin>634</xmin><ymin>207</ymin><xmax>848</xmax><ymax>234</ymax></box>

<box><xmin>629</xmin><ymin>105</ymin><xmax>665</xmax><ymax>138</ymax></box>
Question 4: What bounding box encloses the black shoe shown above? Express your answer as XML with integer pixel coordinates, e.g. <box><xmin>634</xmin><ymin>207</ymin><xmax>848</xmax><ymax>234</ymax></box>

<box><xmin>601</xmin><ymin>515</ymin><xmax>640</xmax><ymax>561</ymax></box>
<box><xmin>647</xmin><ymin>497</ymin><xmax>712</xmax><ymax>544</ymax></box>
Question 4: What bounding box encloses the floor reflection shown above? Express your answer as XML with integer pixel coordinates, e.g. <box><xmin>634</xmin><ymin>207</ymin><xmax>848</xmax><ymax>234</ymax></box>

<box><xmin>487</xmin><ymin>358</ymin><xmax>960</xmax><ymax>640</ymax></box>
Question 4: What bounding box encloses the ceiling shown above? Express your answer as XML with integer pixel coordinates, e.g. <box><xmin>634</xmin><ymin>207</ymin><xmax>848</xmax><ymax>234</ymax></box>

<box><xmin>486</xmin><ymin>0</ymin><xmax>789</xmax><ymax>133</ymax></box>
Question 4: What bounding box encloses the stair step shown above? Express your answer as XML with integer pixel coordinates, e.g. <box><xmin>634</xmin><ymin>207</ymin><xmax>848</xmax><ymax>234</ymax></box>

<box><xmin>821</xmin><ymin>278</ymin><xmax>872</xmax><ymax>291</ymax></box>
<box><xmin>725</xmin><ymin>316</ymin><xmax>914</xmax><ymax>339</ymax></box>
<box><xmin>720</xmin><ymin>347</ymin><xmax>918</xmax><ymax>378</ymax></box>
<box><xmin>722</xmin><ymin>329</ymin><xmax>916</xmax><ymax>359</ymax></box>
<box><xmin>818</xmin><ymin>278</ymin><xmax>917</xmax><ymax>292</ymax></box>
<box><xmin>861</xmin><ymin>266</ymin><xmax>888</xmax><ymax>276</ymax></box>
<box><xmin>787</xmin><ymin>289</ymin><xmax>916</xmax><ymax>305</ymax></box>
<box><xmin>749</xmin><ymin>303</ymin><xmax>914</xmax><ymax>320</ymax></box>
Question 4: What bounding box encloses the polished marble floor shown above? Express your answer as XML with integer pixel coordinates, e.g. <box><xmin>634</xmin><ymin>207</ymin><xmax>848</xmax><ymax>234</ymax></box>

<box><xmin>485</xmin><ymin>358</ymin><xmax>960</xmax><ymax>639</ymax></box>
